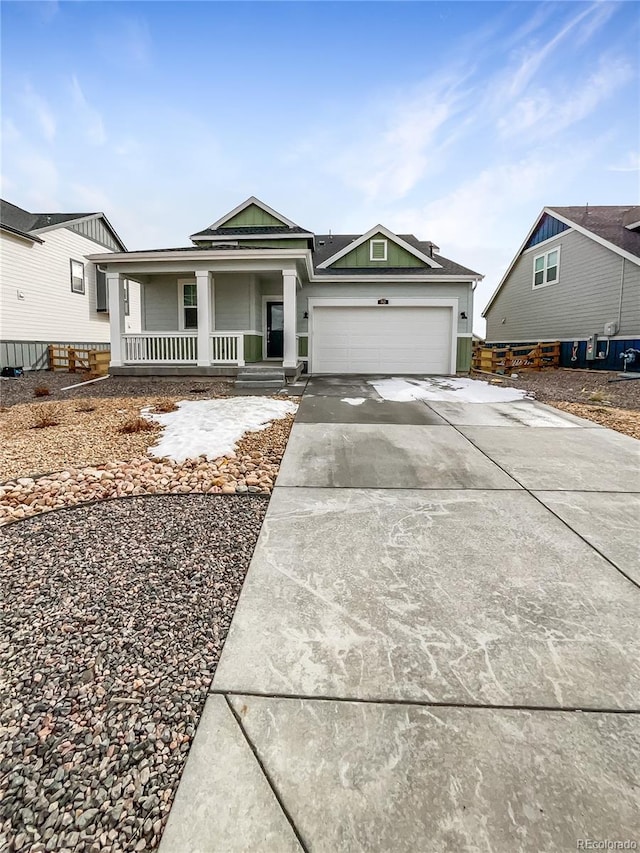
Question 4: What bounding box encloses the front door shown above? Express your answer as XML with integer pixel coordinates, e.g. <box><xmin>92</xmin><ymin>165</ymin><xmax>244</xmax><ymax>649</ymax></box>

<box><xmin>266</xmin><ymin>301</ymin><xmax>284</xmax><ymax>358</ymax></box>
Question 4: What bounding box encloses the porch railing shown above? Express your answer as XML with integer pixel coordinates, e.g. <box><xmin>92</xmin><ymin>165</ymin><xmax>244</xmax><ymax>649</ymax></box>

<box><xmin>211</xmin><ymin>334</ymin><xmax>244</xmax><ymax>366</ymax></box>
<box><xmin>122</xmin><ymin>332</ymin><xmax>197</xmax><ymax>364</ymax></box>
<box><xmin>121</xmin><ymin>332</ymin><xmax>246</xmax><ymax>366</ymax></box>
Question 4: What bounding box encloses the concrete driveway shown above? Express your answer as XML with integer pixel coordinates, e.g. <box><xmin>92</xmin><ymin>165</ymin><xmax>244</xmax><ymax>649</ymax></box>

<box><xmin>161</xmin><ymin>376</ymin><xmax>640</xmax><ymax>853</ymax></box>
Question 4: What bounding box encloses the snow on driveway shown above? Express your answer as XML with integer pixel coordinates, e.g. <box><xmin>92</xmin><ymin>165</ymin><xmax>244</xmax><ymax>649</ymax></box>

<box><xmin>369</xmin><ymin>376</ymin><xmax>531</xmax><ymax>404</ymax></box>
<box><xmin>145</xmin><ymin>397</ymin><xmax>298</xmax><ymax>462</ymax></box>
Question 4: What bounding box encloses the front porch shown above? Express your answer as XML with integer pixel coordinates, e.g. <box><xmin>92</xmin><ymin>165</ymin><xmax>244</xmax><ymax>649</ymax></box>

<box><xmin>107</xmin><ymin>265</ymin><xmax>307</xmax><ymax>376</ymax></box>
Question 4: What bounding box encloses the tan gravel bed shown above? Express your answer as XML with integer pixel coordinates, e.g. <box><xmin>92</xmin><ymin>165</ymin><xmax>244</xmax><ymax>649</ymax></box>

<box><xmin>0</xmin><ymin>396</ymin><xmax>178</xmax><ymax>483</ymax></box>
<box><xmin>547</xmin><ymin>402</ymin><xmax>640</xmax><ymax>440</ymax></box>
<box><xmin>0</xmin><ymin>404</ymin><xmax>296</xmax><ymax>525</ymax></box>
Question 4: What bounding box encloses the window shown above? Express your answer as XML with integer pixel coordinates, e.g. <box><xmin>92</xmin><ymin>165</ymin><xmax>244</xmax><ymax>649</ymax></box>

<box><xmin>182</xmin><ymin>282</ymin><xmax>198</xmax><ymax>329</ymax></box>
<box><xmin>370</xmin><ymin>239</ymin><xmax>387</xmax><ymax>261</ymax></box>
<box><xmin>70</xmin><ymin>259</ymin><xmax>85</xmax><ymax>294</ymax></box>
<box><xmin>96</xmin><ymin>266</ymin><xmax>107</xmax><ymax>311</ymax></box>
<box><xmin>532</xmin><ymin>247</ymin><xmax>560</xmax><ymax>288</ymax></box>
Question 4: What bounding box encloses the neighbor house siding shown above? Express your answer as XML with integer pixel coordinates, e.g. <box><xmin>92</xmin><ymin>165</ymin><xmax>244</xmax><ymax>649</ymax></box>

<box><xmin>68</xmin><ymin>219</ymin><xmax>121</xmax><ymax>251</ymax></box>
<box><xmin>0</xmin><ymin>228</ymin><xmax>137</xmax><ymax>344</ymax></box>
<box><xmin>238</xmin><ymin>239</ymin><xmax>309</xmax><ymax>249</ymax></box>
<box><xmin>330</xmin><ymin>233</ymin><xmax>425</xmax><ymax>268</ymax></box>
<box><xmin>485</xmin><ymin>229</ymin><xmax>640</xmax><ymax>341</ymax></box>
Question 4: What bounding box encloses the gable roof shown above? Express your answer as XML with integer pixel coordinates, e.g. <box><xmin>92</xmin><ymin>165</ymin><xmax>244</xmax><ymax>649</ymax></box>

<box><xmin>190</xmin><ymin>196</ymin><xmax>313</xmax><ymax>239</ymax></box>
<box><xmin>0</xmin><ymin>199</ymin><xmax>127</xmax><ymax>250</ymax></box>
<box><xmin>316</xmin><ymin>224</ymin><xmax>443</xmax><ymax>269</ymax></box>
<box><xmin>313</xmin><ymin>232</ymin><xmax>480</xmax><ymax>277</ymax></box>
<box><xmin>482</xmin><ymin>205</ymin><xmax>640</xmax><ymax>317</ymax></box>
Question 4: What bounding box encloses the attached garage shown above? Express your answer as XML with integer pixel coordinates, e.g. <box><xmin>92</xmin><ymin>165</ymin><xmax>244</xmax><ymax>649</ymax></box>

<box><xmin>309</xmin><ymin>299</ymin><xmax>457</xmax><ymax>375</ymax></box>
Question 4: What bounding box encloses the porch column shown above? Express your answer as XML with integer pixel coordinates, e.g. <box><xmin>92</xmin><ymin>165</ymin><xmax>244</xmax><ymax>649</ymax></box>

<box><xmin>107</xmin><ymin>272</ymin><xmax>125</xmax><ymax>367</ymax></box>
<box><xmin>195</xmin><ymin>271</ymin><xmax>211</xmax><ymax>367</ymax></box>
<box><xmin>282</xmin><ymin>269</ymin><xmax>298</xmax><ymax>368</ymax></box>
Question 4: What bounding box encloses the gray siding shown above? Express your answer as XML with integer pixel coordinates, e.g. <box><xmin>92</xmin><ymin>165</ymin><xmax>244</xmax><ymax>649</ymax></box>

<box><xmin>68</xmin><ymin>218</ymin><xmax>121</xmax><ymax>251</ymax></box>
<box><xmin>214</xmin><ymin>274</ymin><xmax>252</xmax><ymax>329</ymax></box>
<box><xmin>1</xmin><ymin>340</ymin><xmax>110</xmax><ymax>371</ymax></box>
<box><xmin>143</xmin><ymin>276</ymin><xmax>179</xmax><ymax>330</ymax></box>
<box><xmin>486</xmin><ymin>229</ymin><xmax>640</xmax><ymax>341</ymax></box>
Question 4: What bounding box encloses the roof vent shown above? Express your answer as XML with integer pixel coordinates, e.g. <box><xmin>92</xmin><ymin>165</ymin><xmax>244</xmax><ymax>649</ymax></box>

<box><xmin>318</xmin><ymin>240</ymin><xmax>325</xmax><ymax>245</ymax></box>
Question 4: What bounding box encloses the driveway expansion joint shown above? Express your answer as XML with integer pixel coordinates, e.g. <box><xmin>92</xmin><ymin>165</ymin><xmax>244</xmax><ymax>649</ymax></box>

<box><xmin>213</xmin><ymin>689</ymin><xmax>640</xmax><ymax>716</ymax></box>
<box><xmin>449</xmin><ymin>422</ymin><xmax>640</xmax><ymax>592</ymax></box>
<box><xmin>224</xmin><ymin>694</ymin><xmax>309</xmax><ymax>853</ymax></box>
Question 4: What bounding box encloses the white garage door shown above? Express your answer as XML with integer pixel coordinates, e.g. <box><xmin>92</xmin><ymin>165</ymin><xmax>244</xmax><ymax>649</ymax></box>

<box><xmin>311</xmin><ymin>305</ymin><xmax>453</xmax><ymax>374</ymax></box>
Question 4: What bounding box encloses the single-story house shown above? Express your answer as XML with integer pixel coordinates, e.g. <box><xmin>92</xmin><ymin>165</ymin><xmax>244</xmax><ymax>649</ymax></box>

<box><xmin>0</xmin><ymin>199</ymin><xmax>141</xmax><ymax>371</ymax></box>
<box><xmin>88</xmin><ymin>196</ymin><xmax>482</xmax><ymax>378</ymax></box>
<box><xmin>483</xmin><ymin>205</ymin><xmax>640</xmax><ymax>370</ymax></box>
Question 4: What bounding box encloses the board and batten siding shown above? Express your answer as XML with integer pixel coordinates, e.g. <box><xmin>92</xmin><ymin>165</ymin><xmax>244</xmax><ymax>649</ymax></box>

<box><xmin>0</xmin><ymin>227</ymin><xmax>140</xmax><ymax>345</ymax></box>
<box><xmin>485</xmin><ymin>229</ymin><xmax>640</xmax><ymax>341</ymax></box>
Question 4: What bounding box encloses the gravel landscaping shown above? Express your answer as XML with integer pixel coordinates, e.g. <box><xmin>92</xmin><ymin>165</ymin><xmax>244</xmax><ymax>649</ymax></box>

<box><xmin>0</xmin><ymin>374</ymin><xmax>233</xmax><ymax>409</ymax></box>
<box><xmin>0</xmin><ymin>495</ymin><xmax>267</xmax><ymax>853</ymax></box>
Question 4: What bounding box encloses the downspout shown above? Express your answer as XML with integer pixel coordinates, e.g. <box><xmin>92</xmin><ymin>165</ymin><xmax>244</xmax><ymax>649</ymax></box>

<box><xmin>617</xmin><ymin>257</ymin><xmax>625</xmax><ymax>331</ymax></box>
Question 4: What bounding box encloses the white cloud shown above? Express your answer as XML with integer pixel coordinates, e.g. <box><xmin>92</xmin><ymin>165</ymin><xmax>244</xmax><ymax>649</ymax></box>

<box><xmin>498</xmin><ymin>56</ymin><xmax>633</xmax><ymax>139</ymax></box>
<box><xmin>23</xmin><ymin>83</ymin><xmax>56</xmax><ymax>141</ymax></box>
<box><xmin>607</xmin><ymin>151</ymin><xmax>640</xmax><ymax>172</ymax></box>
<box><xmin>70</xmin><ymin>75</ymin><xmax>106</xmax><ymax>145</ymax></box>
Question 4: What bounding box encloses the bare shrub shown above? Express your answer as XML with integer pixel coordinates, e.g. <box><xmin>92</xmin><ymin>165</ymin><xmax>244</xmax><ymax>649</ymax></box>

<box><xmin>33</xmin><ymin>385</ymin><xmax>51</xmax><ymax>398</ymax></box>
<box><xmin>154</xmin><ymin>397</ymin><xmax>178</xmax><ymax>414</ymax></box>
<box><xmin>119</xmin><ymin>416</ymin><xmax>155</xmax><ymax>435</ymax></box>
<box><xmin>31</xmin><ymin>404</ymin><xmax>61</xmax><ymax>429</ymax></box>
<box><xmin>75</xmin><ymin>398</ymin><xmax>98</xmax><ymax>413</ymax></box>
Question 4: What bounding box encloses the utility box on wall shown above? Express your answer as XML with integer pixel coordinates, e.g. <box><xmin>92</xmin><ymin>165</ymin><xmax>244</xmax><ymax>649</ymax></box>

<box><xmin>604</xmin><ymin>321</ymin><xmax>618</xmax><ymax>337</ymax></box>
<box><xmin>585</xmin><ymin>334</ymin><xmax>598</xmax><ymax>361</ymax></box>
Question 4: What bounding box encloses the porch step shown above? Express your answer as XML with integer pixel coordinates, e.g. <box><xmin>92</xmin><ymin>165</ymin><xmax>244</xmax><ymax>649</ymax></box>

<box><xmin>235</xmin><ymin>366</ymin><xmax>286</xmax><ymax>390</ymax></box>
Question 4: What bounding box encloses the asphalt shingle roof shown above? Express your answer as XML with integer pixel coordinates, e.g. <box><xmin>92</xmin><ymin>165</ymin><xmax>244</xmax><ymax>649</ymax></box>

<box><xmin>550</xmin><ymin>205</ymin><xmax>640</xmax><ymax>258</ymax></box>
<box><xmin>312</xmin><ymin>233</ymin><xmax>481</xmax><ymax>276</ymax></box>
<box><xmin>1</xmin><ymin>199</ymin><xmax>97</xmax><ymax>236</ymax></box>
<box><xmin>191</xmin><ymin>225</ymin><xmax>313</xmax><ymax>238</ymax></box>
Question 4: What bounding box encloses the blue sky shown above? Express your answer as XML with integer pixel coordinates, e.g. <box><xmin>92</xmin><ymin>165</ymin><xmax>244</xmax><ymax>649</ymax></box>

<box><xmin>1</xmin><ymin>1</ymin><xmax>638</xmax><ymax>332</ymax></box>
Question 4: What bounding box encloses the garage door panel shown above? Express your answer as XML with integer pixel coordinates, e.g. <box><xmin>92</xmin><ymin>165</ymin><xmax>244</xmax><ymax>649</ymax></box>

<box><xmin>312</xmin><ymin>306</ymin><xmax>452</xmax><ymax>375</ymax></box>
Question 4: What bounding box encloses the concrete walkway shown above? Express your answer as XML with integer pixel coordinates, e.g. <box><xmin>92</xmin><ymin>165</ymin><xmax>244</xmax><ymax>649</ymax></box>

<box><xmin>160</xmin><ymin>376</ymin><xmax>640</xmax><ymax>853</ymax></box>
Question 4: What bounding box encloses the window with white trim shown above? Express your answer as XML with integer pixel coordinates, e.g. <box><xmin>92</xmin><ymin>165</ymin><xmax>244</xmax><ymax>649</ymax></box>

<box><xmin>70</xmin><ymin>259</ymin><xmax>85</xmax><ymax>294</ymax></box>
<box><xmin>181</xmin><ymin>282</ymin><xmax>198</xmax><ymax>329</ymax></box>
<box><xmin>533</xmin><ymin>248</ymin><xmax>560</xmax><ymax>288</ymax></box>
<box><xmin>370</xmin><ymin>239</ymin><xmax>387</xmax><ymax>261</ymax></box>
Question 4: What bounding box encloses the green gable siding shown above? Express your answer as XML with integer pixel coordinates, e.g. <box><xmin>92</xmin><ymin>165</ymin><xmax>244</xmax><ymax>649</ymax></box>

<box><xmin>330</xmin><ymin>233</ymin><xmax>425</xmax><ymax>268</ymax></box>
<box><xmin>237</xmin><ymin>239</ymin><xmax>308</xmax><ymax>249</ymax></box>
<box><xmin>221</xmin><ymin>204</ymin><xmax>287</xmax><ymax>229</ymax></box>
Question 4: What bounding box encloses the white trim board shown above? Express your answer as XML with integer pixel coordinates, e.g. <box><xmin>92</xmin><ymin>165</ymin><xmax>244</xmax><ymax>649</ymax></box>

<box><xmin>306</xmin><ymin>296</ymin><xmax>458</xmax><ymax>375</ymax></box>
<box><xmin>317</xmin><ymin>224</ymin><xmax>443</xmax><ymax>270</ymax></box>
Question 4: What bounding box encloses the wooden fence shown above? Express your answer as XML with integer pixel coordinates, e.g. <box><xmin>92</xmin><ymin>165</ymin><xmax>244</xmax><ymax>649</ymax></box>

<box><xmin>48</xmin><ymin>345</ymin><xmax>111</xmax><ymax>376</ymax></box>
<box><xmin>472</xmin><ymin>342</ymin><xmax>560</xmax><ymax>375</ymax></box>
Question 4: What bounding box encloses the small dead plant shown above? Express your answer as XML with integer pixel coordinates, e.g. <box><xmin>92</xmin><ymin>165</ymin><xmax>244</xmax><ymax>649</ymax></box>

<box><xmin>154</xmin><ymin>397</ymin><xmax>178</xmax><ymax>413</ymax></box>
<box><xmin>587</xmin><ymin>389</ymin><xmax>610</xmax><ymax>404</ymax></box>
<box><xmin>119</xmin><ymin>416</ymin><xmax>155</xmax><ymax>435</ymax></box>
<box><xmin>31</xmin><ymin>403</ymin><xmax>61</xmax><ymax>429</ymax></box>
<box><xmin>33</xmin><ymin>385</ymin><xmax>51</xmax><ymax>398</ymax></box>
<box><xmin>75</xmin><ymin>398</ymin><xmax>98</xmax><ymax>413</ymax></box>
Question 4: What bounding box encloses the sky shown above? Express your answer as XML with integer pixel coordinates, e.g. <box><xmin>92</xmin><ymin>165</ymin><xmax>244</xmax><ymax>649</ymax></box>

<box><xmin>1</xmin><ymin>0</ymin><xmax>638</xmax><ymax>333</ymax></box>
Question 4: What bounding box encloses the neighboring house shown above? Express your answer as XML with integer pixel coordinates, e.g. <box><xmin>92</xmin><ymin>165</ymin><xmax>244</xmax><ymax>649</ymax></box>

<box><xmin>88</xmin><ymin>196</ymin><xmax>481</xmax><ymax>378</ymax></box>
<box><xmin>483</xmin><ymin>206</ymin><xmax>640</xmax><ymax>370</ymax></box>
<box><xmin>0</xmin><ymin>199</ymin><xmax>140</xmax><ymax>370</ymax></box>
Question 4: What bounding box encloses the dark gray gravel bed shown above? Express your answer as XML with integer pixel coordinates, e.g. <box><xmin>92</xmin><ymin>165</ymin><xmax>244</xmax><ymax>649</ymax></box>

<box><xmin>1</xmin><ymin>374</ymin><xmax>233</xmax><ymax>407</ymax></box>
<box><xmin>0</xmin><ymin>494</ymin><xmax>267</xmax><ymax>852</ymax></box>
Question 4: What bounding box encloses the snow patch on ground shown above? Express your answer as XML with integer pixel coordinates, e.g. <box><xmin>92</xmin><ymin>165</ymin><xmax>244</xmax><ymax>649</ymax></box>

<box><xmin>341</xmin><ymin>397</ymin><xmax>366</xmax><ymax>406</ymax></box>
<box><xmin>369</xmin><ymin>377</ymin><xmax>531</xmax><ymax>404</ymax></box>
<box><xmin>144</xmin><ymin>397</ymin><xmax>298</xmax><ymax>462</ymax></box>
